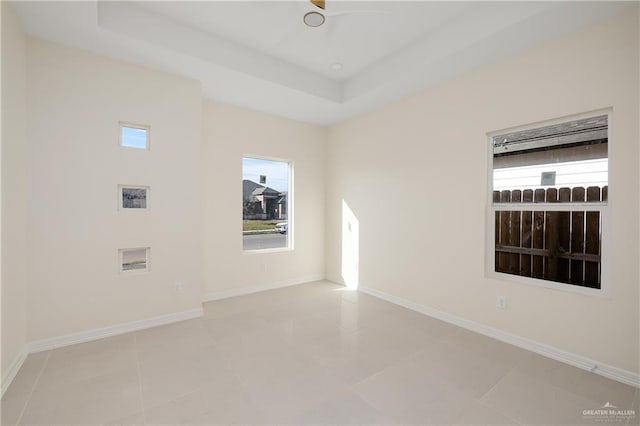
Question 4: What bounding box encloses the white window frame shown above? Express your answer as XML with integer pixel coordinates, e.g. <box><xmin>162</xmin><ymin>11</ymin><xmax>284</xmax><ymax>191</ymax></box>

<box><xmin>119</xmin><ymin>122</ymin><xmax>150</xmax><ymax>150</ymax></box>
<box><xmin>241</xmin><ymin>155</ymin><xmax>294</xmax><ymax>254</ymax></box>
<box><xmin>119</xmin><ymin>247</ymin><xmax>151</xmax><ymax>274</ymax></box>
<box><xmin>118</xmin><ymin>185</ymin><xmax>150</xmax><ymax>211</ymax></box>
<box><xmin>485</xmin><ymin>110</ymin><xmax>611</xmax><ymax>297</ymax></box>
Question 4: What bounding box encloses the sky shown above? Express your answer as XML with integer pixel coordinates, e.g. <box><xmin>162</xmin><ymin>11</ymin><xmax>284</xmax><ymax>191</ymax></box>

<box><xmin>243</xmin><ymin>157</ymin><xmax>289</xmax><ymax>192</ymax></box>
<box><xmin>121</xmin><ymin>126</ymin><xmax>148</xmax><ymax>149</ymax></box>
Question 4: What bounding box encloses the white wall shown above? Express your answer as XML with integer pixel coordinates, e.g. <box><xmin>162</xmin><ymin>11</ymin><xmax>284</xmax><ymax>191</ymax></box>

<box><xmin>326</xmin><ymin>10</ymin><xmax>639</xmax><ymax>374</ymax></box>
<box><xmin>1</xmin><ymin>1</ymin><xmax>28</xmax><ymax>385</ymax></box>
<box><xmin>26</xmin><ymin>39</ymin><xmax>203</xmax><ymax>342</ymax></box>
<box><xmin>202</xmin><ymin>101</ymin><xmax>325</xmax><ymax>298</ymax></box>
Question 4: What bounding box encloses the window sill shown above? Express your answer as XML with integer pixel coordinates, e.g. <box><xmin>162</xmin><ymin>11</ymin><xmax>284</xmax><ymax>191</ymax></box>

<box><xmin>243</xmin><ymin>247</ymin><xmax>293</xmax><ymax>255</ymax></box>
<box><xmin>486</xmin><ymin>270</ymin><xmax>609</xmax><ymax>298</ymax></box>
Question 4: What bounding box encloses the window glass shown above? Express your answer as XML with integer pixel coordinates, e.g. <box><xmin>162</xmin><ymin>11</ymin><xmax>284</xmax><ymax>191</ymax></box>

<box><xmin>119</xmin><ymin>186</ymin><xmax>149</xmax><ymax>210</ymax></box>
<box><xmin>242</xmin><ymin>157</ymin><xmax>290</xmax><ymax>251</ymax></box>
<box><xmin>120</xmin><ymin>124</ymin><xmax>149</xmax><ymax>149</ymax></box>
<box><xmin>120</xmin><ymin>248</ymin><xmax>149</xmax><ymax>272</ymax></box>
<box><xmin>491</xmin><ymin>115</ymin><xmax>607</xmax><ymax>290</ymax></box>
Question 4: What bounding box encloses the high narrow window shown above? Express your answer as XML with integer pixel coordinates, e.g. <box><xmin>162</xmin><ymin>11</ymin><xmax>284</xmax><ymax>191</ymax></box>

<box><xmin>242</xmin><ymin>157</ymin><xmax>291</xmax><ymax>252</ymax></box>
<box><xmin>120</xmin><ymin>123</ymin><xmax>149</xmax><ymax>150</ymax></box>
<box><xmin>490</xmin><ymin>114</ymin><xmax>608</xmax><ymax>291</ymax></box>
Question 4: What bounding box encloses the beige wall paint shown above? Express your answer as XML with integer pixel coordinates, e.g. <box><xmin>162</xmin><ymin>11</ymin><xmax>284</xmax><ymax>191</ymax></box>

<box><xmin>326</xmin><ymin>10</ymin><xmax>639</xmax><ymax>373</ymax></box>
<box><xmin>1</xmin><ymin>2</ymin><xmax>28</xmax><ymax>382</ymax></box>
<box><xmin>26</xmin><ymin>39</ymin><xmax>203</xmax><ymax>342</ymax></box>
<box><xmin>202</xmin><ymin>101</ymin><xmax>325</xmax><ymax>297</ymax></box>
<box><xmin>1</xmin><ymin>2</ymin><xmax>636</xmax><ymax>385</ymax></box>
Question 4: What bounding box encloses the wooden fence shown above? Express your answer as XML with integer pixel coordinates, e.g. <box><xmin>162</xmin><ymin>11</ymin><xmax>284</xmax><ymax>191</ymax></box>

<box><xmin>493</xmin><ymin>185</ymin><xmax>607</xmax><ymax>289</ymax></box>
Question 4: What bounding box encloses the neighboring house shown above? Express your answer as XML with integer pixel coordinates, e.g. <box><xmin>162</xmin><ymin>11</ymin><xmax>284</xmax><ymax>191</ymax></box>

<box><xmin>242</xmin><ymin>179</ymin><xmax>263</xmax><ymax>200</ymax></box>
<box><xmin>242</xmin><ymin>180</ymin><xmax>287</xmax><ymax>220</ymax></box>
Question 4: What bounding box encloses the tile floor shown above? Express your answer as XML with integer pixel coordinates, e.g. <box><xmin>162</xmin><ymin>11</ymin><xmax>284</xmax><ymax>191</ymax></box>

<box><xmin>1</xmin><ymin>280</ymin><xmax>638</xmax><ymax>425</ymax></box>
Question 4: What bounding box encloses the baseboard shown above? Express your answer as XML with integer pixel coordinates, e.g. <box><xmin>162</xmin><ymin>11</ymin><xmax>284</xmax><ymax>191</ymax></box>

<box><xmin>358</xmin><ymin>285</ymin><xmax>640</xmax><ymax>389</ymax></box>
<box><xmin>27</xmin><ymin>308</ymin><xmax>203</xmax><ymax>354</ymax></box>
<box><xmin>1</xmin><ymin>347</ymin><xmax>28</xmax><ymax>397</ymax></box>
<box><xmin>203</xmin><ymin>275</ymin><xmax>326</xmax><ymax>302</ymax></box>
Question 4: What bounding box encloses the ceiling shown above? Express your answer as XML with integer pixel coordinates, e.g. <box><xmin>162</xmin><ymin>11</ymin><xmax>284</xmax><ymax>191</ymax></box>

<box><xmin>11</xmin><ymin>1</ymin><xmax>631</xmax><ymax>126</ymax></box>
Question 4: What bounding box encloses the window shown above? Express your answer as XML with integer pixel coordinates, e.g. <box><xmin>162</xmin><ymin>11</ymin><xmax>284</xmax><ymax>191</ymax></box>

<box><xmin>242</xmin><ymin>157</ymin><xmax>291</xmax><ymax>251</ymax></box>
<box><xmin>119</xmin><ymin>247</ymin><xmax>150</xmax><ymax>273</ymax></box>
<box><xmin>118</xmin><ymin>185</ymin><xmax>149</xmax><ymax>210</ymax></box>
<box><xmin>120</xmin><ymin>123</ymin><xmax>149</xmax><ymax>149</ymax></box>
<box><xmin>489</xmin><ymin>113</ymin><xmax>608</xmax><ymax>291</ymax></box>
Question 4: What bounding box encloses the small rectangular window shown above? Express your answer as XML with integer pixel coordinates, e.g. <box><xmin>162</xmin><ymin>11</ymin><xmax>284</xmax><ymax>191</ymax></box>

<box><xmin>118</xmin><ymin>185</ymin><xmax>149</xmax><ymax>210</ymax></box>
<box><xmin>119</xmin><ymin>247</ymin><xmax>150</xmax><ymax>273</ymax></box>
<box><xmin>242</xmin><ymin>157</ymin><xmax>291</xmax><ymax>252</ymax></box>
<box><xmin>120</xmin><ymin>123</ymin><xmax>149</xmax><ymax>150</ymax></box>
<box><xmin>490</xmin><ymin>114</ymin><xmax>608</xmax><ymax>291</ymax></box>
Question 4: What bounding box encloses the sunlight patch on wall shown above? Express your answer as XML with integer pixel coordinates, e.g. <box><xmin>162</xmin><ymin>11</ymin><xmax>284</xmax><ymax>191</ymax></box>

<box><xmin>341</xmin><ymin>200</ymin><xmax>360</xmax><ymax>290</ymax></box>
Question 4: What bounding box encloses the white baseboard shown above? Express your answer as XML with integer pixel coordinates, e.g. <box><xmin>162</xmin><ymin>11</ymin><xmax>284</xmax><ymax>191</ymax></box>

<box><xmin>1</xmin><ymin>347</ymin><xmax>28</xmax><ymax>397</ymax></box>
<box><xmin>27</xmin><ymin>308</ymin><xmax>203</xmax><ymax>354</ymax></box>
<box><xmin>358</xmin><ymin>285</ymin><xmax>640</xmax><ymax>389</ymax></box>
<box><xmin>203</xmin><ymin>275</ymin><xmax>326</xmax><ymax>302</ymax></box>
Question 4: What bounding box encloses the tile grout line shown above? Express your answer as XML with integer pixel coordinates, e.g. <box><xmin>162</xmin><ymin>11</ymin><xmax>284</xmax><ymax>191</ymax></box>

<box><xmin>15</xmin><ymin>352</ymin><xmax>51</xmax><ymax>425</ymax></box>
<box><xmin>634</xmin><ymin>389</ymin><xmax>639</xmax><ymax>426</ymax></box>
<box><xmin>472</xmin><ymin>362</ymin><xmax>523</xmax><ymax>425</ymax></box>
<box><xmin>133</xmin><ymin>332</ymin><xmax>147</xmax><ymax>424</ymax></box>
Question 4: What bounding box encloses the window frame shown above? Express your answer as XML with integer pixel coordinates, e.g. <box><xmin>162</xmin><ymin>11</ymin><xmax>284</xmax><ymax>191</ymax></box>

<box><xmin>119</xmin><ymin>122</ymin><xmax>150</xmax><ymax>150</ymax></box>
<box><xmin>485</xmin><ymin>110</ymin><xmax>611</xmax><ymax>297</ymax></box>
<box><xmin>119</xmin><ymin>247</ymin><xmax>151</xmax><ymax>274</ymax></box>
<box><xmin>241</xmin><ymin>155</ymin><xmax>294</xmax><ymax>254</ymax></box>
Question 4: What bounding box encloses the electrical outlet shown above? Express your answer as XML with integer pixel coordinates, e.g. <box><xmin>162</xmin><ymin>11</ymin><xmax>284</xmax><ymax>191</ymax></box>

<box><xmin>497</xmin><ymin>295</ymin><xmax>507</xmax><ymax>309</ymax></box>
<box><xmin>175</xmin><ymin>282</ymin><xmax>184</xmax><ymax>292</ymax></box>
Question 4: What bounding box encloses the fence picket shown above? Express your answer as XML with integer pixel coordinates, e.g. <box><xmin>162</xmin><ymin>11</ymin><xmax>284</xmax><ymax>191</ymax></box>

<box><xmin>557</xmin><ymin>188</ymin><xmax>571</xmax><ymax>282</ymax></box>
<box><xmin>570</xmin><ymin>187</ymin><xmax>586</xmax><ymax>285</ymax></box>
<box><xmin>532</xmin><ymin>190</ymin><xmax>545</xmax><ymax>278</ymax></box>
<box><xmin>498</xmin><ymin>191</ymin><xmax>512</xmax><ymax>273</ymax></box>
<box><xmin>521</xmin><ymin>189</ymin><xmax>534</xmax><ymax>277</ymax></box>
<box><xmin>545</xmin><ymin>188</ymin><xmax>559</xmax><ymax>281</ymax></box>
<box><xmin>585</xmin><ymin>186</ymin><xmax>601</xmax><ymax>287</ymax></box>
<box><xmin>509</xmin><ymin>191</ymin><xmax>521</xmax><ymax>274</ymax></box>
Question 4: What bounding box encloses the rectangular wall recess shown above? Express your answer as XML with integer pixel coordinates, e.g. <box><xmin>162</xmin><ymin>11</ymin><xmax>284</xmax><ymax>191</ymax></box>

<box><xmin>119</xmin><ymin>247</ymin><xmax>150</xmax><ymax>273</ymax></box>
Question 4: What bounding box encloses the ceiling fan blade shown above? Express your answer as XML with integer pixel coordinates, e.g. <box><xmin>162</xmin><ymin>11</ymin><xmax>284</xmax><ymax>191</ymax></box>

<box><xmin>326</xmin><ymin>9</ymin><xmax>390</xmax><ymax>18</ymax></box>
<box><xmin>310</xmin><ymin>0</ymin><xmax>325</xmax><ymax>10</ymax></box>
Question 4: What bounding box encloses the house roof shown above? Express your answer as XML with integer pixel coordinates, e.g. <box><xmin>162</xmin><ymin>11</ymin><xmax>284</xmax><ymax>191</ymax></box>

<box><xmin>252</xmin><ymin>186</ymin><xmax>280</xmax><ymax>197</ymax></box>
<box><xmin>243</xmin><ymin>180</ymin><xmax>282</xmax><ymax>200</ymax></box>
<box><xmin>242</xmin><ymin>179</ymin><xmax>264</xmax><ymax>200</ymax></box>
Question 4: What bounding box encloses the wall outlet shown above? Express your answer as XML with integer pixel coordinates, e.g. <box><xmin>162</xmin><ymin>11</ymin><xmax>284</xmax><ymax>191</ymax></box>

<box><xmin>175</xmin><ymin>282</ymin><xmax>184</xmax><ymax>292</ymax></box>
<box><xmin>497</xmin><ymin>295</ymin><xmax>507</xmax><ymax>309</ymax></box>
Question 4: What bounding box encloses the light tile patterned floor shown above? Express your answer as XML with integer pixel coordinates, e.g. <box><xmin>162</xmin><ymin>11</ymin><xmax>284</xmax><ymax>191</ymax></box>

<box><xmin>2</xmin><ymin>281</ymin><xmax>638</xmax><ymax>425</ymax></box>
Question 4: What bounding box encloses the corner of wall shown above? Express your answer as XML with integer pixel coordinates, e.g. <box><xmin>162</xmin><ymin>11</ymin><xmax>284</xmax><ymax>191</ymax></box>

<box><xmin>1</xmin><ymin>0</ymin><xmax>29</xmax><ymax>394</ymax></box>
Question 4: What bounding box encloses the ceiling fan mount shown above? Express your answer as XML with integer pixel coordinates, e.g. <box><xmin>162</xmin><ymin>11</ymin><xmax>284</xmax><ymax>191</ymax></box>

<box><xmin>304</xmin><ymin>0</ymin><xmax>326</xmax><ymax>27</ymax></box>
<box><xmin>303</xmin><ymin>0</ymin><xmax>387</xmax><ymax>28</ymax></box>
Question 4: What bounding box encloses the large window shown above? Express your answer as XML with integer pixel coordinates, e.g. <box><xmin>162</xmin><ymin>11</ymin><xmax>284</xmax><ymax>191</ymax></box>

<box><xmin>489</xmin><ymin>114</ymin><xmax>608</xmax><ymax>291</ymax></box>
<box><xmin>242</xmin><ymin>157</ymin><xmax>291</xmax><ymax>252</ymax></box>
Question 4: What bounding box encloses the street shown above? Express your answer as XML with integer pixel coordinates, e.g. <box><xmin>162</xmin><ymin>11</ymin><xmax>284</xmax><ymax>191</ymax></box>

<box><xmin>243</xmin><ymin>233</ymin><xmax>287</xmax><ymax>251</ymax></box>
